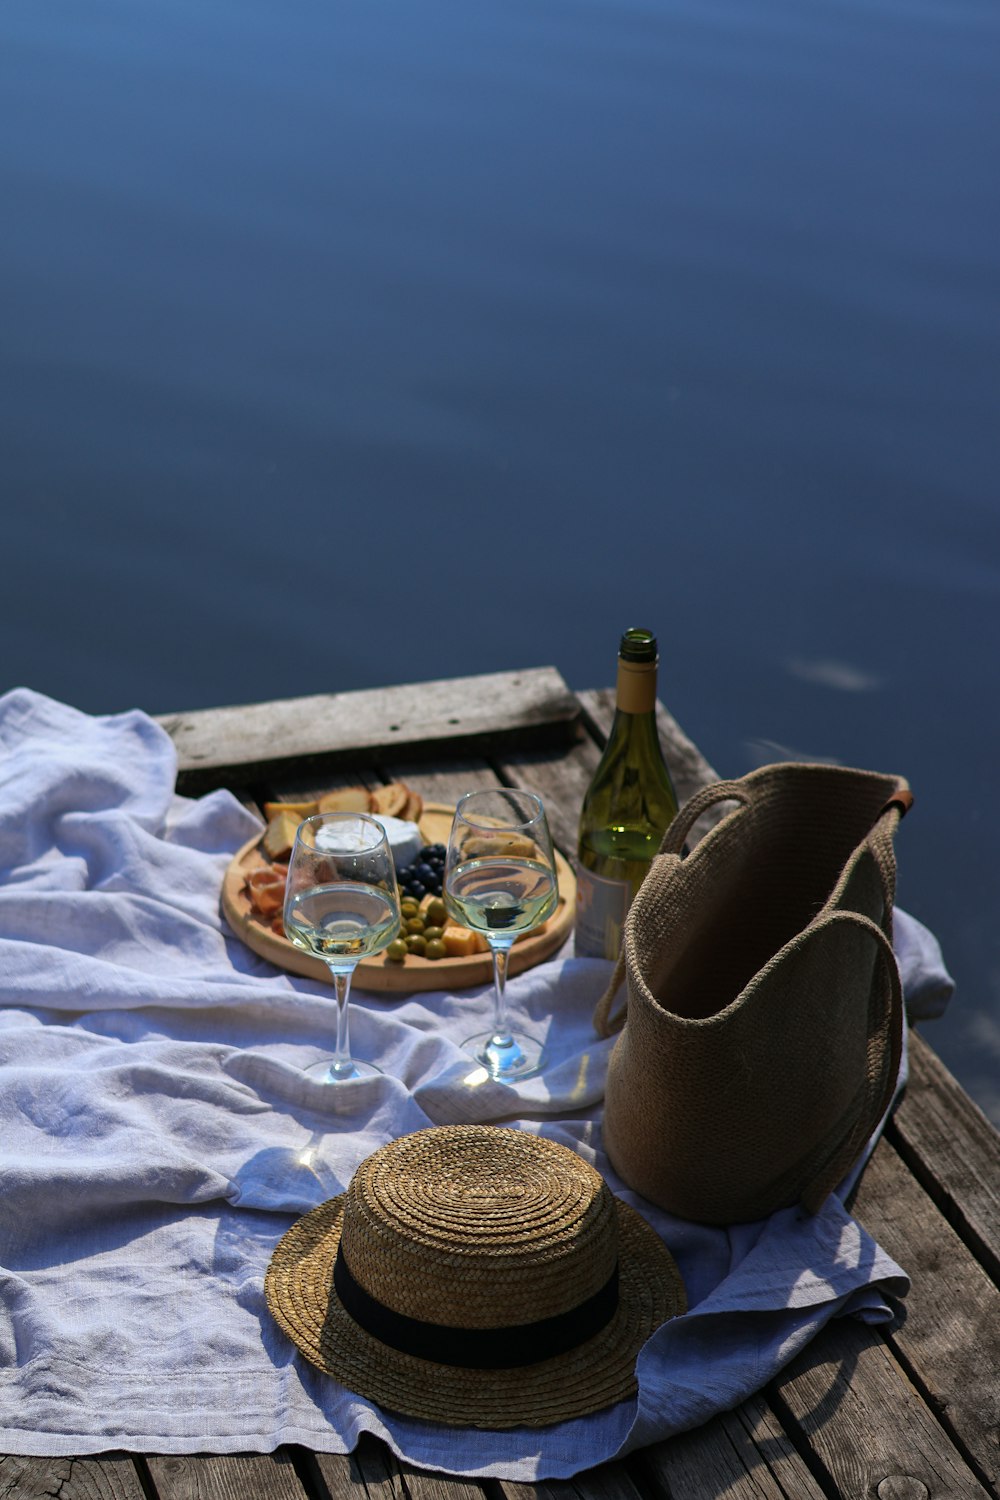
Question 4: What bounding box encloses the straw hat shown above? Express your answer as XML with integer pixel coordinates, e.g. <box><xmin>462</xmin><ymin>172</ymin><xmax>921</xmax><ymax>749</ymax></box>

<box><xmin>265</xmin><ymin>1124</ymin><xmax>686</xmax><ymax>1428</ymax></box>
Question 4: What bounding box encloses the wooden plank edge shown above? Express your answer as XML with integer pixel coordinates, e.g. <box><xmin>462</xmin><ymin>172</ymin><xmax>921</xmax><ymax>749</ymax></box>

<box><xmin>145</xmin><ymin>1450</ymin><xmax>314</xmax><ymax>1500</ymax></box>
<box><xmin>0</xmin><ymin>1452</ymin><xmax>148</xmax><ymax>1500</ymax></box>
<box><xmin>633</xmin><ymin>1394</ymin><xmax>829</xmax><ymax>1500</ymax></box>
<box><xmin>160</xmin><ymin>669</ymin><xmax>580</xmax><ymax>793</ymax></box>
<box><xmin>887</xmin><ymin>1028</ymin><xmax>1000</xmax><ymax>1288</ymax></box>
<box><xmin>852</xmin><ymin>1136</ymin><xmax>1000</xmax><ymax>1492</ymax></box>
<box><xmin>767</xmin><ymin>1314</ymin><xmax>995</xmax><ymax>1500</ymax></box>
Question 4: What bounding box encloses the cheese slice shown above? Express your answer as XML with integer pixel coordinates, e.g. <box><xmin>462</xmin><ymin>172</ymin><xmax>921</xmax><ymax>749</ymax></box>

<box><xmin>313</xmin><ymin>813</ymin><xmax>423</xmax><ymax>871</ymax></box>
<box><xmin>370</xmin><ymin>815</ymin><xmax>423</xmax><ymax>871</ymax></box>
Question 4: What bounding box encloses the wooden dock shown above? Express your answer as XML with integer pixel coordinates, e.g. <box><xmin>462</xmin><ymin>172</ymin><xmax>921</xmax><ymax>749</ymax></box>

<box><xmin>4</xmin><ymin>667</ymin><xmax>998</xmax><ymax>1500</ymax></box>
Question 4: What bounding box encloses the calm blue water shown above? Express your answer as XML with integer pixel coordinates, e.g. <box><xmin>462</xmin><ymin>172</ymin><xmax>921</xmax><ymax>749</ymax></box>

<box><xmin>3</xmin><ymin>0</ymin><xmax>999</xmax><ymax>1122</ymax></box>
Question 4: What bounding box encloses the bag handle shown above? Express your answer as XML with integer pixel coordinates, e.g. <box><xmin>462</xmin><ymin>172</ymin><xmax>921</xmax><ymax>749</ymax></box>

<box><xmin>659</xmin><ymin>779</ymin><xmax>752</xmax><ymax>857</ymax></box>
<box><xmin>799</xmin><ymin>908</ymin><xmax>904</xmax><ymax>1213</ymax></box>
<box><xmin>593</xmin><ymin>950</ymin><xmax>628</xmax><ymax>1038</ymax></box>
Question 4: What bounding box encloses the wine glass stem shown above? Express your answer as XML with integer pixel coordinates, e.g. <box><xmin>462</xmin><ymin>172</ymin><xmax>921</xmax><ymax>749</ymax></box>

<box><xmin>327</xmin><ymin>964</ymin><xmax>355</xmax><ymax>1078</ymax></box>
<box><xmin>488</xmin><ymin>939</ymin><xmax>515</xmax><ymax>1045</ymax></box>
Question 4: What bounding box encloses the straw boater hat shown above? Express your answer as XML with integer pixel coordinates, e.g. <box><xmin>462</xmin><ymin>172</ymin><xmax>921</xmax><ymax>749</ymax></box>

<box><xmin>265</xmin><ymin>1124</ymin><xmax>686</xmax><ymax>1428</ymax></box>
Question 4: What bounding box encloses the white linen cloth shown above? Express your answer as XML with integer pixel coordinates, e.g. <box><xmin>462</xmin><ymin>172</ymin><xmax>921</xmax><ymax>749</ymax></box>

<box><xmin>0</xmin><ymin>689</ymin><xmax>954</xmax><ymax>1478</ymax></box>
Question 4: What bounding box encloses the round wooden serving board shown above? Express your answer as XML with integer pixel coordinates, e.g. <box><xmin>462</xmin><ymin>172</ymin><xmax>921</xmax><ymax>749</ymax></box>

<box><xmin>221</xmin><ymin>803</ymin><xmax>576</xmax><ymax>992</ymax></box>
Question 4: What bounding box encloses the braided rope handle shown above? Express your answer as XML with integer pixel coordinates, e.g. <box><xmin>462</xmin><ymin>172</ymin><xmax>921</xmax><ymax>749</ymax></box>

<box><xmin>592</xmin><ymin>950</ymin><xmax>628</xmax><ymax>1038</ymax></box>
<box><xmin>658</xmin><ymin>779</ymin><xmax>752</xmax><ymax>856</ymax></box>
<box><xmin>592</xmin><ymin>775</ymin><xmax>911</xmax><ymax>1046</ymax></box>
<box><xmin>591</xmin><ymin>778</ymin><xmax>747</xmax><ymax>1040</ymax></box>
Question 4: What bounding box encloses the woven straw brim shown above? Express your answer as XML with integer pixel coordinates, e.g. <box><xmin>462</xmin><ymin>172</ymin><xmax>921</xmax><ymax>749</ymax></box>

<box><xmin>265</xmin><ymin>1194</ymin><xmax>685</xmax><ymax>1428</ymax></box>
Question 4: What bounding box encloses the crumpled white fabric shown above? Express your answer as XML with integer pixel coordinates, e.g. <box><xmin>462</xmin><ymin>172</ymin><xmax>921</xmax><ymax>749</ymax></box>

<box><xmin>0</xmin><ymin>688</ymin><xmax>954</xmax><ymax>1477</ymax></box>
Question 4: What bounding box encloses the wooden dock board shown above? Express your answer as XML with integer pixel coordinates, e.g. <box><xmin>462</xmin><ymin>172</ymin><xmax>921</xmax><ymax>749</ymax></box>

<box><xmin>157</xmin><ymin>667</ymin><xmax>581</xmax><ymax>794</ymax></box>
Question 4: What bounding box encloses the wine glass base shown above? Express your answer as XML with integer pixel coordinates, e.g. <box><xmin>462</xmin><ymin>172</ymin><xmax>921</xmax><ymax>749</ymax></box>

<box><xmin>304</xmin><ymin>1057</ymin><xmax>382</xmax><ymax>1084</ymax></box>
<box><xmin>462</xmin><ymin>1030</ymin><xmax>546</xmax><ymax>1083</ymax></box>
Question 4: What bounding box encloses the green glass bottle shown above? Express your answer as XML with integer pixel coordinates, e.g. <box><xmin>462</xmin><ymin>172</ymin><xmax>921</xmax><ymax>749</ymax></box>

<box><xmin>575</xmin><ymin>628</ymin><xmax>679</xmax><ymax>959</ymax></box>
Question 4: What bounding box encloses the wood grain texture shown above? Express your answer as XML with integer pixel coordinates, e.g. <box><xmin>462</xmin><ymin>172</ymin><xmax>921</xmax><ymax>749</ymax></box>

<box><xmin>145</xmin><ymin>1453</ymin><xmax>310</xmax><ymax>1500</ymax></box>
<box><xmin>889</xmin><ymin>1028</ymin><xmax>1000</xmax><ymax>1286</ymax></box>
<box><xmin>312</xmin><ymin>1437</ymin><xmax>407</xmax><ymax>1500</ymax></box>
<box><xmin>498</xmin><ymin>1458</ymin><xmax>646</xmax><ymax>1500</ymax></box>
<box><xmin>853</xmin><ymin>1135</ymin><xmax>1000</xmax><ymax>1492</ymax></box>
<box><xmin>159</xmin><ymin>669</ymin><xmax>580</xmax><ymax>793</ymax></box>
<box><xmin>335</xmin><ymin>1440</ymin><xmax>488</xmax><ymax>1500</ymax></box>
<box><xmin>638</xmin><ymin>1397</ymin><xmax>828</xmax><ymax>1500</ymax></box>
<box><xmin>0</xmin><ymin>1455</ymin><xmax>146</xmax><ymax>1500</ymax></box>
<box><xmin>770</xmin><ymin>1314</ymin><xmax>993</xmax><ymax>1499</ymax></box>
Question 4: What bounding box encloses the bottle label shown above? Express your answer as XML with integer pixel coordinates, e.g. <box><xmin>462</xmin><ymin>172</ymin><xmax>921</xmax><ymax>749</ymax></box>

<box><xmin>574</xmin><ymin>867</ymin><xmax>630</xmax><ymax>959</ymax></box>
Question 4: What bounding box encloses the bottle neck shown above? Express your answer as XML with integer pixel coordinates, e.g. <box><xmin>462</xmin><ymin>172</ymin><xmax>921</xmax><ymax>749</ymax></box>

<box><xmin>615</xmin><ymin>657</ymin><xmax>658</xmax><ymax>716</ymax></box>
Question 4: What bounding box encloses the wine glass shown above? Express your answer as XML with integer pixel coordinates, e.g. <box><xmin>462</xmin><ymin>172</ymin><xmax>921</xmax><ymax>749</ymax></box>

<box><xmin>444</xmin><ymin>788</ymin><xmax>559</xmax><ymax>1082</ymax></box>
<box><xmin>283</xmin><ymin>812</ymin><xmax>402</xmax><ymax>1083</ymax></box>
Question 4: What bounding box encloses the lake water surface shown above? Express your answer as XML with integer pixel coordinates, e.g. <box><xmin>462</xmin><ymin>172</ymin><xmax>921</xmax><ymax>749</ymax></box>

<box><xmin>2</xmin><ymin>0</ymin><xmax>999</xmax><ymax>1121</ymax></box>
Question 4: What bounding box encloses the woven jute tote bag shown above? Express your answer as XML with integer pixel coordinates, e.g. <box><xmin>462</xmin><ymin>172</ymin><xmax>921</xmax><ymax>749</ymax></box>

<box><xmin>593</xmin><ymin>763</ymin><xmax>912</xmax><ymax>1225</ymax></box>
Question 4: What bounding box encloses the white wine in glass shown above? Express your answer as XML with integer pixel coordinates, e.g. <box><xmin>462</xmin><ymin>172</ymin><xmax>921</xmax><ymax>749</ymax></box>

<box><xmin>283</xmin><ymin>812</ymin><xmax>402</xmax><ymax>1083</ymax></box>
<box><xmin>444</xmin><ymin>788</ymin><xmax>558</xmax><ymax>1082</ymax></box>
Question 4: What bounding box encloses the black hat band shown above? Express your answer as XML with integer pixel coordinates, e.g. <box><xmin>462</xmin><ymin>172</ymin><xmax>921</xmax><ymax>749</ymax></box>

<box><xmin>333</xmin><ymin>1244</ymin><xmax>620</xmax><ymax>1370</ymax></box>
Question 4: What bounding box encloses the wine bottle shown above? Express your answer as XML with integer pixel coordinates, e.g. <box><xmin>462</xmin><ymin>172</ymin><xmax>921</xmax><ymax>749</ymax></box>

<box><xmin>575</xmin><ymin>628</ymin><xmax>679</xmax><ymax>959</ymax></box>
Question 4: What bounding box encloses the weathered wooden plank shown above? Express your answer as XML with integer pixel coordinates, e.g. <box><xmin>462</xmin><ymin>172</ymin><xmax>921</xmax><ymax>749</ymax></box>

<box><xmin>160</xmin><ymin>669</ymin><xmax>580</xmax><ymax>794</ymax></box>
<box><xmin>770</xmin><ymin>1314</ymin><xmax>992</xmax><ymax>1498</ymax></box>
<box><xmin>852</xmin><ymin>1135</ymin><xmax>1000</xmax><ymax>1491</ymax></box>
<box><xmin>0</xmin><ymin>1454</ymin><xmax>146</xmax><ymax>1500</ymax></box>
<box><xmin>396</xmin><ymin>1461</ymin><xmax>494</xmax><ymax>1500</ymax></box>
<box><xmin>888</xmin><ymin>1028</ymin><xmax>1000</xmax><ymax>1288</ymax></box>
<box><xmin>636</xmin><ymin>1395</ymin><xmax>827</xmax><ymax>1500</ymax></box>
<box><xmin>499</xmin><ymin>1456</ymin><xmax>646</xmax><ymax>1500</ymax></box>
<box><xmin>310</xmin><ymin>1437</ymin><xmax>403</xmax><ymax>1500</ymax></box>
<box><xmin>144</xmin><ymin>1451</ymin><xmax>311</xmax><ymax>1500</ymax></box>
<box><xmin>318</xmin><ymin>1439</ymin><xmax>488</xmax><ymax>1500</ymax></box>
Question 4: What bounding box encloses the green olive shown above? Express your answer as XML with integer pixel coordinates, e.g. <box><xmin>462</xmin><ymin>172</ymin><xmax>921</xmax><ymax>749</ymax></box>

<box><xmin>405</xmin><ymin>935</ymin><xmax>427</xmax><ymax>956</ymax></box>
<box><xmin>422</xmin><ymin>926</ymin><xmax>444</xmax><ymax>942</ymax></box>
<box><xmin>425</xmin><ymin>898</ymin><xmax>448</xmax><ymax>927</ymax></box>
<box><xmin>386</xmin><ymin>938</ymin><xmax>408</xmax><ymax>963</ymax></box>
<box><xmin>400</xmin><ymin>899</ymin><xmax>420</xmax><ymax>917</ymax></box>
<box><xmin>405</xmin><ymin>916</ymin><xmax>426</xmax><ymax>936</ymax></box>
<box><xmin>425</xmin><ymin>938</ymin><xmax>447</xmax><ymax>960</ymax></box>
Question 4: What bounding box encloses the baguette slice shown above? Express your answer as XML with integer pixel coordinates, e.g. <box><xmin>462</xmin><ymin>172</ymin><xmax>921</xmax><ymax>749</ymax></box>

<box><xmin>371</xmin><ymin>781</ymin><xmax>410</xmax><ymax>818</ymax></box>
<box><xmin>317</xmin><ymin>787</ymin><xmax>373</xmax><ymax>813</ymax></box>
<box><xmin>417</xmin><ymin>808</ymin><xmax>452</xmax><ymax>847</ymax></box>
<box><xmin>262</xmin><ymin>799</ymin><xmax>319</xmax><ymax>821</ymax></box>
<box><xmin>262</xmin><ymin>811</ymin><xmax>303</xmax><ymax>862</ymax></box>
<box><xmin>402</xmin><ymin>789</ymin><xmax>424</xmax><ymax>822</ymax></box>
